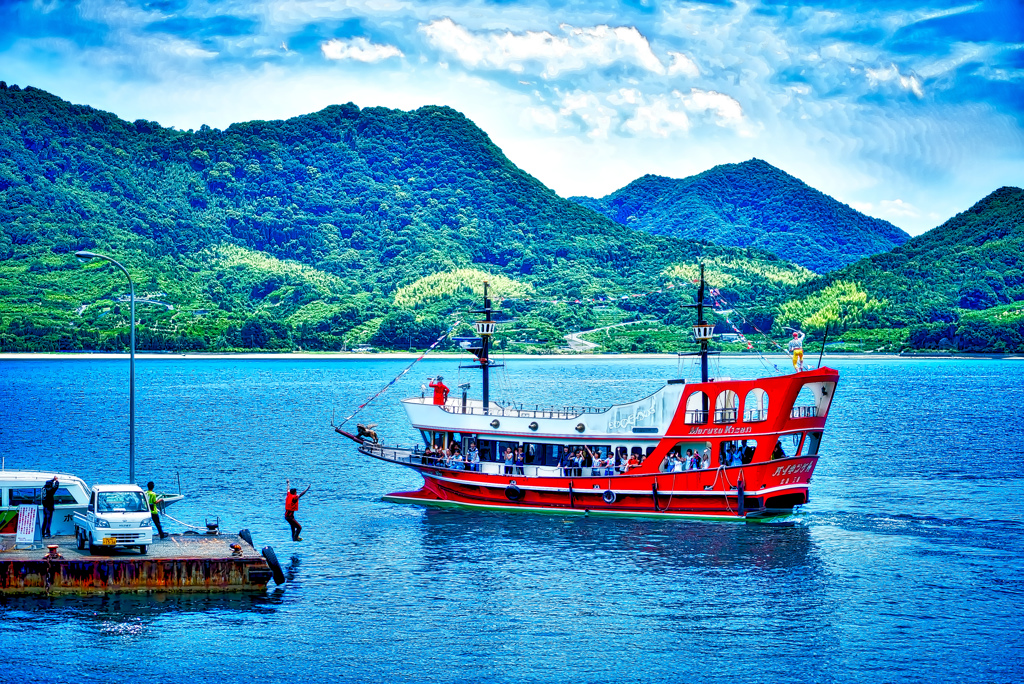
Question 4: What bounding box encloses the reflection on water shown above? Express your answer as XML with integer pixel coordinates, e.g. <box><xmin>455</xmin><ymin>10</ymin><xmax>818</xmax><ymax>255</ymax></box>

<box><xmin>0</xmin><ymin>357</ymin><xmax>1021</xmax><ymax>683</ymax></box>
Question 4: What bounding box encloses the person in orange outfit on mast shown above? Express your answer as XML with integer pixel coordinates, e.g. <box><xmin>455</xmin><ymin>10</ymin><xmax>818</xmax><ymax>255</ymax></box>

<box><xmin>429</xmin><ymin>376</ymin><xmax>450</xmax><ymax>405</ymax></box>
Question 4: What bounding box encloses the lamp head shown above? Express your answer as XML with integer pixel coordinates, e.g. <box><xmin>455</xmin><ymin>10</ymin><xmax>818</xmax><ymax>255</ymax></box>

<box><xmin>75</xmin><ymin>251</ymin><xmax>97</xmax><ymax>264</ymax></box>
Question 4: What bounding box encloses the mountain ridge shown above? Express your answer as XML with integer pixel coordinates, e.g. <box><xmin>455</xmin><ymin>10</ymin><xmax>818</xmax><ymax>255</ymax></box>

<box><xmin>0</xmin><ymin>82</ymin><xmax>810</xmax><ymax>352</ymax></box>
<box><xmin>571</xmin><ymin>158</ymin><xmax>911</xmax><ymax>273</ymax></box>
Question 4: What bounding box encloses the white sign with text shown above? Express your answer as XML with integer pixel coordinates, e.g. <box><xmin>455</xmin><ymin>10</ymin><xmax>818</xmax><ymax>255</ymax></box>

<box><xmin>15</xmin><ymin>505</ymin><xmax>38</xmax><ymax>544</ymax></box>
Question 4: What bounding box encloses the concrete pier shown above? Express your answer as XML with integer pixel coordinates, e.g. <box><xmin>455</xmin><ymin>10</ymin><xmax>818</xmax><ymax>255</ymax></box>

<box><xmin>0</xmin><ymin>534</ymin><xmax>274</xmax><ymax>595</ymax></box>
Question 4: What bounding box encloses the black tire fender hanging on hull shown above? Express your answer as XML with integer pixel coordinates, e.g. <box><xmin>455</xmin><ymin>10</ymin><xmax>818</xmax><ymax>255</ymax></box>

<box><xmin>262</xmin><ymin>546</ymin><xmax>286</xmax><ymax>585</ymax></box>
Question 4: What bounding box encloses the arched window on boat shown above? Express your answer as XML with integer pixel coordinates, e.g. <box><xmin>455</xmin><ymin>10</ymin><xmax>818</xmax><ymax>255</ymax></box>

<box><xmin>803</xmin><ymin>431</ymin><xmax>823</xmax><ymax>456</ymax></box>
<box><xmin>784</xmin><ymin>431</ymin><xmax>824</xmax><ymax>458</ymax></box>
<box><xmin>743</xmin><ymin>388</ymin><xmax>769</xmax><ymax>422</ymax></box>
<box><xmin>684</xmin><ymin>391</ymin><xmax>709</xmax><ymax>424</ymax></box>
<box><xmin>791</xmin><ymin>381</ymin><xmax>836</xmax><ymax>419</ymax></box>
<box><xmin>791</xmin><ymin>381</ymin><xmax>837</xmax><ymax>419</ymax></box>
<box><xmin>714</xmin><ymin>390</ymin><xmax>739</xmax><ymax>423</ymax></box>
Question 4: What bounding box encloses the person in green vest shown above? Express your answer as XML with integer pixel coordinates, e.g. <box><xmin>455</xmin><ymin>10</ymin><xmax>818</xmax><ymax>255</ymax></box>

<box><xmin>146</xmin><ymin>481</ymin><xmax>168</xmax><ymax>539</ymax></box>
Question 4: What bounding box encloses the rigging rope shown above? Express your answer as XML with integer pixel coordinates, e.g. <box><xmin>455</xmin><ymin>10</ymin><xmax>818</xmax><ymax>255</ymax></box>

<box><xmin>337</xmin><ymin>319</ymin><xmax>460</xmax><ymax>427</ymax></box>
<box><xmin>160</xmin><ymin>510</ymin><xmax>209</xmax><ymax>532</ymax></box>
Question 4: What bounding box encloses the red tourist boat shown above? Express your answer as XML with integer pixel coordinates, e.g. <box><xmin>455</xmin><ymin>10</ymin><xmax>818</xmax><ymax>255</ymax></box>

<box><xmin>337</xmin><ymin>268</ymin><xmax>839</xmax><ymax>522</ymax></box>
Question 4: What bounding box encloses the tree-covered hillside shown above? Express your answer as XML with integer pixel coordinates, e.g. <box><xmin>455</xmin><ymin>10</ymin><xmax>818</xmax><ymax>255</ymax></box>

<box><xmin>572</xmin><ymin>159</ymin><xmax>910</xmax><ymax>274</ymax></box>
<box><xmin>0</xmin><ymin>83</ymin><xmax>810</xmax><ymax>353</ymax></box>
<box><xmin>776</xmin><ymin>186</ymin><xmax>1024</xmax><ymax>351</ymax></box>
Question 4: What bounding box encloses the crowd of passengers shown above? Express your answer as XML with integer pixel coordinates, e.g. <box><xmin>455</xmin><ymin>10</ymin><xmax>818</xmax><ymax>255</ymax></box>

<box><xmin>420</xmin><ymin>439</ymin><xmax>756</xmax><ymax>474</ymax></box>
<box><xmin>662</xmin><ymin>441</ymin><xmax>752</xmax><ymax>472</ymax></box>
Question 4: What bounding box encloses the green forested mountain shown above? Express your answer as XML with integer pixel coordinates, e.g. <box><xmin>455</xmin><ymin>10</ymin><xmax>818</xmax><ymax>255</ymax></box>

<box><xmin>0</xmin><ymin>83</ymin><xmax>810</xmax><ymax>353</ymax></box>
<box><xmin>776</xmin><ymin>187</ymin><xmax>1024</xmax><ymax>351</ymax></box>
<box><xmin>572</xmin><ymin>159</ymin><xmax>910</xmax><ymax>274</ymax></box>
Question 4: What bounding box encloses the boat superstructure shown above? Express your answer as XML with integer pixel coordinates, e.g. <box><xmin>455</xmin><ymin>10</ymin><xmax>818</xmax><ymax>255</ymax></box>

<box><xmin>339</xmin><ymin>273</ymin><xmax>839</xmax><ymax>521</ymax></box>
<box><xmin>0</xmin><ymin>470</ymin><xmax>185</xmax><ymax>536</ymax></box>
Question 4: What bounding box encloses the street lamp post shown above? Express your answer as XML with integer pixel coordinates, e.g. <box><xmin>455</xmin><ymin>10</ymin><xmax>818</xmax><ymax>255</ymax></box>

<box><xmin>75</xmin><ymin>251</ymin><xmax>136</xmax><ymax>484</ymax></box>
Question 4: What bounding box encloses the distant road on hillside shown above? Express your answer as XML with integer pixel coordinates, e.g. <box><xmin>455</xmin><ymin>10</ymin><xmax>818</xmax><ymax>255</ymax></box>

<box><xmin>565</xmin><ymin>320</ymin><xmax>658</xmax><ymax>351</ymax></box>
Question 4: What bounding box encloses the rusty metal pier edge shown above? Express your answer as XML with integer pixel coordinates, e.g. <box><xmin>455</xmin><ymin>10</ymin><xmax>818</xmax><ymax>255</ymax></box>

<box><xmin>0</xmin><ymin>556</ymin><xmax>274</xmax><ymax>595</ymax></box>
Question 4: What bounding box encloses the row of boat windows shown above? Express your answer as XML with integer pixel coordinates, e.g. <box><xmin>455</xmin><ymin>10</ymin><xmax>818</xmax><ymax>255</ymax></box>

<box><xmin>418</xmin><ymin>431</ymin><xmax>824</xmax><ymax>470</ymax></box>
<box><xmin>1</xmin><ymin>488</ymin><xmax>79</xmax><ymax>507</ymax></box>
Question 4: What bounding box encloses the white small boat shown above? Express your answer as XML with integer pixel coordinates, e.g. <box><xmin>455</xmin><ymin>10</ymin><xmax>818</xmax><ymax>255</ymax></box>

<box><xmin>0</xmin><ymin>470</ymin><xmax>184</xmax><ymax>537</ymax></box>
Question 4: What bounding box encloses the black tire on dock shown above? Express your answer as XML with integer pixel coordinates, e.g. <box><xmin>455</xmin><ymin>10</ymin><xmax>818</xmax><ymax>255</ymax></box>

<box><xmin>138</xmin><ymin>545</ymin><xmax>148</xmax><ymax>555</ymax></box>
<box><xmin>239</xmin><ymin>529</ymin><xmax>254</xmax><ymax>548</ymax></box>
<box><xmin>262</xmin><ymin>546</ymin><xmax>286</xmax><ymax>585</ymax></box>
<box><xmin>87</xmin><ymin>532</ymin><xmax>97</xmax><ymax>555</ymax></box>
<box><xmin>76</xmin><ymin>527</ymin><xmax>85</xmax><ymax>551</ymax></box>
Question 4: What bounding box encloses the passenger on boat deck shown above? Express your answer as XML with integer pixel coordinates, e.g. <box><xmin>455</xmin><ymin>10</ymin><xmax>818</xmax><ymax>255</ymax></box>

<box><xmin>689</xmin><ymin>450</ymin><xmax>701</xmax><ymax>471</ymax></box>
<box><xmin>557</xmin><ymin>447</ymin><xmax>572</xmax><ymax>477</ymax></box>
<box><xmin>429</xmin><ymin>376</ymin><xmax>451</xmax><ymax>405</ymax></box>
<box><xmin>582</xmin><ymin>446</ymin><xmax>596</xmax><ymax>475</ymax></box>
<box><xmin>514</xmin><ymin>449</ymin><xmax>525</xmax><ymax>475</ymax></box>
<box><xmin>683</xmin><ymin>449</ymin><xmax>693</xmax><ymax>471</ymax></box>
<box><xmin>467</xmin><ymin>443</ymin><xmax>480</xmax><ymax>471</ymax></box>
<box><xmin>701</xmin><ymin>448</ymin><xmax>711</xmax><ymax>470</ymax></box>
<box><xmin>788</xmin><ymin>331</ymin><xmax>806</xmax><ymax>372</ymax></box>
<box><xmin>600</xmin><ymin>453</ymin><xmax>614</xmax><ymax>476</ymax></box>
<box><xmin>772</xmin><ymin>442</ymin><xmax>786</xmax><ymax>460</ymax></box>
<box><xmin>674</xmin><ymin>454</ymin><xmax>685</xmax><ymax>473</ymax></box>
<box><xmin>626</xmin><ymin>452</ymin><xmax>640</xmax><ymax>471</ymax></box>
<box><xmin>504</xmin><ymin>448</ymin><xmax>514</xmax><ymax>475</ymax></box>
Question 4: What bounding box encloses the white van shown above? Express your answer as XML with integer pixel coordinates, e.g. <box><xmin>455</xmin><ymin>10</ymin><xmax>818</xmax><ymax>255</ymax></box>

<box><xmin>73</xmin><ymin>484</ymin><xmax>154</xmax><ymax>554</ymax></box>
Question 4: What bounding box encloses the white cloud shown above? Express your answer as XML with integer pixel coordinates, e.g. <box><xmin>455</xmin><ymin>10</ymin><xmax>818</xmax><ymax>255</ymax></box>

<box><xmin>624</xmin><ymin>94</ymin><xmax>691</xmax><ymax>137</ymax></box>
<box><xmin>520</xmin><ymin>106</ymin><xmax>559</xmax><ymax>133</ymax></box>
<box><xmin>420</xmin><ymin>18</ymin><xmax>665</xmax><ymax>78</ymax></box>
<box><xmin>321</xmin><ymin>37</ymin><xmax>402</xmax><ymax>63</ymax></box>
<box><xmin>865</xmin><ymin>63</ymin><xmax>924</xmax><ymax>98</ymax></box>
<box><xmin>558</xmin><ymin>91</ymin><xmax>617</xmax><ymax>140</ymax></box>
<box><xmin>678</xmin><ymin>88</ymin><xmax>743</xmax><ymax>124</ymax></box>
<box><xmin>666</xmin><ymin>51</ymin><xmax>700</xmax><ymax>79</ymax></box>
<box><xmin>879</xmin><ymin>198</ymin><xmax>921</xmax><ymax>218</ymax></box>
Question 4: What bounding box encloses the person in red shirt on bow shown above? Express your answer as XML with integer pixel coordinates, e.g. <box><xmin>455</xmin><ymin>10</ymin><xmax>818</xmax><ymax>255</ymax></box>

<box><xmin>285</xmin><ymin>478</ymin><xmax>311</xmax><ymax>542</ymax></box>
<box><xmin>428</xmin><ymin>376</ymin><xmax>450</xmax><ymax>405</ymax></box>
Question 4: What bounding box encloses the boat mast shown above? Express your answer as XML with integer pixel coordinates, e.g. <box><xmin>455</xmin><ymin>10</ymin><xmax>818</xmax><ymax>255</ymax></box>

<box><xmin>680</xmin><ymin>263</ymin><xmax>716</xmax><ymax>383</ymax></box>
<box><xmin>481</xmin><ymin>283</ymin><xmax>492</xmax><ymax>412</ymax></box>
<box><xmin>465</xmin><ymin>282</ymin><xmax>501</xmax><ymax>414</ymax></box>
<box><xmin>697</xmin><ymin>264</ymin><xmax>709</xmax><ymax>383</ymax></box>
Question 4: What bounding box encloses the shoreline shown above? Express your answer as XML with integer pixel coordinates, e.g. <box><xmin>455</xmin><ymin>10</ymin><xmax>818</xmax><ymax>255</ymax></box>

<box><xmin>1</xmin><ymin>351</ymin><xmax>1018</xmax><ymax>361</ymax></box>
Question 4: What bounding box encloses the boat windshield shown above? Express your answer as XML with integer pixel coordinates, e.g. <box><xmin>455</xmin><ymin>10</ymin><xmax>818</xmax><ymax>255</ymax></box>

<box><xmin>96</xmin><ymin>491</ymin><xmax>148</xmax><ymax>513</ymax></box>
<box><xmin>8</xmin><ymin>487</ymin><xmax>79</xmax><ymax>506</ymax></box>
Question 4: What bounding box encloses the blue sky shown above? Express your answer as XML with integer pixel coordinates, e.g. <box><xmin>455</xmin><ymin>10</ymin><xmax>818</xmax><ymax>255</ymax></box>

<box><xmin>1</xmin><ymin>0</ymin><xmax>1021</xmax><ymax>235</ymax></box>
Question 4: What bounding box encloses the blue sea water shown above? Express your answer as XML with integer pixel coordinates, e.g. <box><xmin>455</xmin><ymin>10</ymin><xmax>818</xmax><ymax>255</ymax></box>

<box><xmin>0</xmin><ymin>355</ymin><xmax>1022</xmax><ymax>684</ymax></box>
